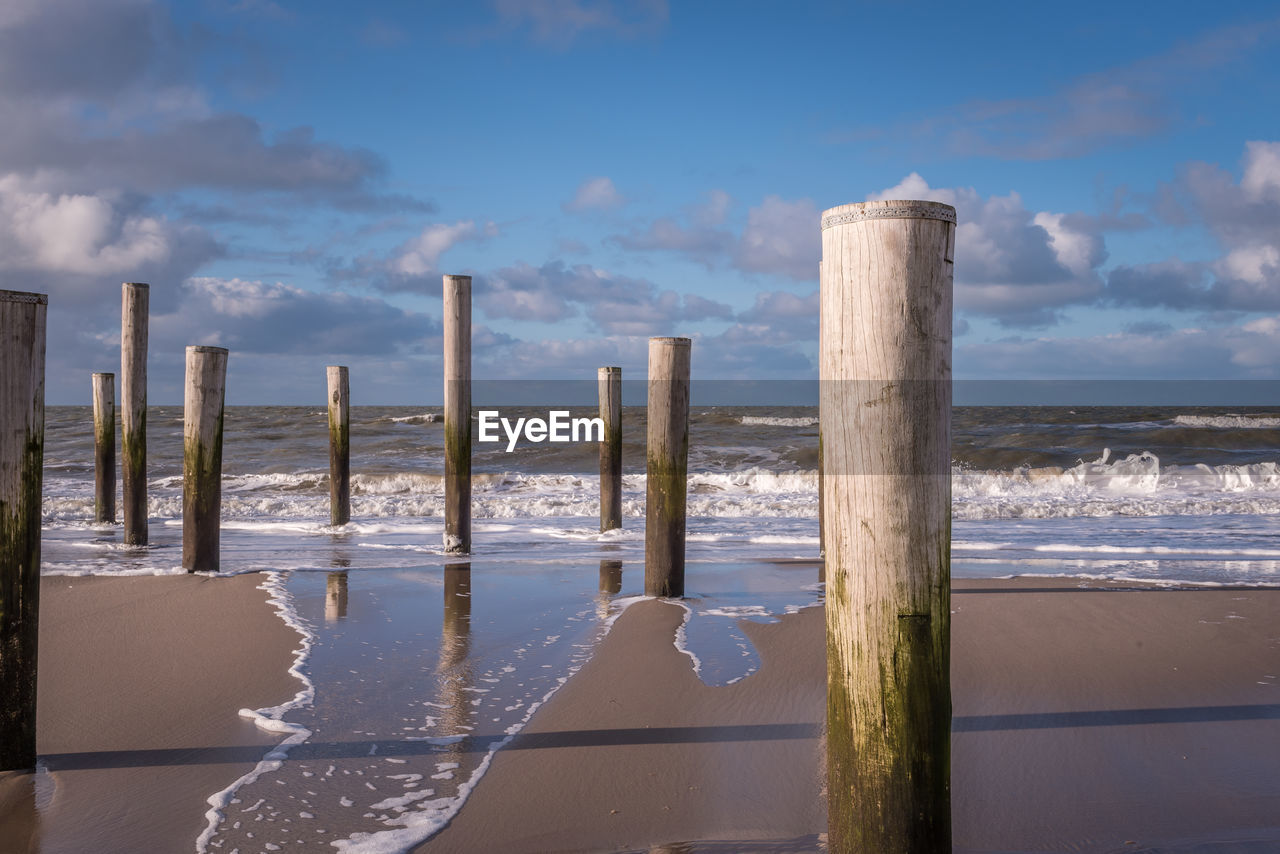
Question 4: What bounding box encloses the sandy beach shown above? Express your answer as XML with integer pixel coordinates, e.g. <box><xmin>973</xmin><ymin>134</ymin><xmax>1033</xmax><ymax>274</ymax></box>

<box><xmin>0</xmin><ymin>574</ymin><xmax>302</xmax><ymax>854</ymax></box>
<box><xmin>2</xmin><ymin>574</ymin><xmax>1278</xmax><ymax>853</ymax></box>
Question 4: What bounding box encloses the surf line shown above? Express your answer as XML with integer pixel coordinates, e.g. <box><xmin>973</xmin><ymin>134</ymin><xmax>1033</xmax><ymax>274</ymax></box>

<box><xmin>477</xmin><ymin>410</ymin><xmax>604</xmax><ymax>452</ymax></box>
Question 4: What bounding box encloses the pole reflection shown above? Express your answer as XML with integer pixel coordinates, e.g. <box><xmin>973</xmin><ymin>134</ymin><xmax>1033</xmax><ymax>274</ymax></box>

<box><xmin>437</xmin><ymin>562</ymin><xmax>473</xmax><ymax>764</ymax></box>
<box><xmin>325</xmin><ymin>571</ymin><xmax>349</xmax><ymax>622</ymax></box>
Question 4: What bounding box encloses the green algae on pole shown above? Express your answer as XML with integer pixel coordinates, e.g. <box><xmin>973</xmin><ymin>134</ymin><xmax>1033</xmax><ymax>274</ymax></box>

<box><xmin>92</xmin><ymin>372</ymin><xmax>116</xmax><ymax>524</ymax></box>
<box><xmin>327</xmin><ymin>366</ymin><xmax>350</xmax><ymax>527</ymax></box>
<box><xmin>0</xmin><ymin>289</ymin><xmax>47</xmax><ymax>772</ymax></box>
<box><xmin>598</xmin><ymin>366</ymin><xmax>622</xmax><ymax>532</ymax></box>
<box><xmin>443</xmin><ymin>275</ymin><xmax>471</xmax><ymax>554</ymax></box>
<box><xmin>819</xmin><ymin>200</ymin><xmax>955</xmax><ymax>853</ymax></box>
<box><xmin>182</xmin><ymin>346</ymin><xmax>228</xmax><ymax>573</ymax></box>
<box><xmin>644</xmin><ymin>337</ymin><xmax>690</xmax><ymax>598</ymax></box>
<box><xmin>121</xmin><ymin>282</ymin><xmax>148</xmax><ymax>546</ymax></box>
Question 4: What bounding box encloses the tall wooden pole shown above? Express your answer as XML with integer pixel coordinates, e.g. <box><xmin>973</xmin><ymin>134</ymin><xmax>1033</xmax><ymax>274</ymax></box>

<box><xmin>443</xmin><ymin>275</ymin><xmax>471</xmax><ymax>555</ymax></box>
<box><xmin>598</xmin><ymin>366</ymin><xmax>622</xmax><ymax>532</ymax></box>
<box><xmin>0</xmin><ymin>289</ymin><xmax>47</xmax><ymax>772</ymax></box>
<box><xmin>820</xmin><ymin>199</ymin><xmax>955</xmax><ymax>853</ymax></box>
<box><xmin>327</xmin><ymin>366</ymin><xmax>350</xmax><ymax>527</ymax></box>
<box><xmin>644</xmin><ymin>337</ymin><xmax>690</xmax><ymax>598</ymax></box>
<box><xmin>121</xmin><ymin>282</ymin><xmax>148</xmax><ymax>546</ymax></box>
<box><xmin>817</xmin><ymin>260</ymin><xmax>825</xmax><ymax>569</ymax></box>
<box><xmin>182</xmin><ymin>346</ymin><xmax>227</xmax><ymax>573</ymax></box>
<box><xmin>92</xmin><ymin>372</ymin><xmax>116</xmax><ymax>524</ymax></box>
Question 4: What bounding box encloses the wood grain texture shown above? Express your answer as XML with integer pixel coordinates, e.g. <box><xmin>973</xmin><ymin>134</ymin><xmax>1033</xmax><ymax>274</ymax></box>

<box><xmin>121</xmin><ymin>283</ymin><xmax>148</xmax><ymax>546</ymax></box>
<box><xmin>0</xmin><ymin>289</ymin><xmax>46</xmax><ymax>771</ymax></box>
<box><xmin>326</xmin><ymin>366</ymin><xmax>350</xmax><ymax>527</ymax></box>
<box><xmin>819</xmin><ymin>199</ymin><xmax>954</xmax><ymax>853</ymax></box>
<box><xmin>92</xmin><ymin>372</ymin><xmax>116</xmax><ymax>524</ymax></box>
<box><xmin>644</xmin><ymin>338</ymin><xmax>690</xmax><ymax>598</ymax></box>
<box><xmin>182</xmin><ymin>346</ymin><xmax>227</xmax><ymax>573</ymax></box>
<box><xmin>598</xmin><ymin>366</ymin><xmax>622</xmax><ymax>532</ymax></box>
<box><xmin>443</xmin><ymin>275</ymin><xmax>471</xmax><ymax>554</ymax></box>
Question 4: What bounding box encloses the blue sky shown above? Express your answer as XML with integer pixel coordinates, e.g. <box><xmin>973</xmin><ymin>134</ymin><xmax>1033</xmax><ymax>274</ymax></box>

<box><xmin>5</xmin><ymin>0</ymin><xmax>1280</xmax><ymax>403</ymax></box>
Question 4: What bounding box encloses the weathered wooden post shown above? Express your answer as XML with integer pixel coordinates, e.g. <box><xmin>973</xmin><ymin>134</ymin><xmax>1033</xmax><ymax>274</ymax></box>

<box><xmin>818</xmin><ymin>261</ymin><xmax>825</xmax><ymax>570</ymax></box>
<box><xmin>0</xmin><ymin>289</ymin><xmax>47</xmax><ymax>772</ymax></box>
<box><xmin>121</xmin><ymin>282</ymin><xmax>148</xmax><ymax>546</ymax></box>
<box><xmin>182</xmin><ymin>346</ymin><xmax>228</xmax><ymax>573</ymax></box>
<box><xmin>92</xmin><ymin>372</ymin><xmax>116</xmax><ymax>524</ymax></box>
<box><xmin>820</xmin><ymin>199</ymin><xmax>954</xmax><ymax>852</ymax></box>
<box><xmin>599</xmin><ymin>366</ymin><xmax>622</xmax><ymax>532</ymax></box>
<box><xmin>644</xmin><ymin>337</ymin><xmax>690</xmax><ymax>598</ymax></box>
<box><xmin>327</xmin><ymin>366</ymin><xmax>350</xmax><ymax>527</ymax></box>
<box><xmin>443</xmin><ymin>275</ymin><xmax>471</xmax><ymax>554</ymax></box>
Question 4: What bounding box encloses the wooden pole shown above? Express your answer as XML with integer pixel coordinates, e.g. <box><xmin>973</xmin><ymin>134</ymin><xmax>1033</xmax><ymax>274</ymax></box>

<box><xmin>182</xmin><ymin>346</ymin><xmax>227</xmax><ymax>573</ymax></box>
<box><xmin>121</xmin><ymin>282</ymin><xmax>148</xmax><ymax>546</ymax></box>
<box><xmin>820</xmin><ymin>199</ymin><xmax>954</xmax><ymax>853</ymax></box>
<box><xmin>443</xmin><ymin>275</ymin><xmax>471</xmax><ymax>555</ymax></box>
<box><xmin>818</xmin><ymin>260</ymin><xmax>825</xmax><ymax>570</ymax></box>
<box><xmin>327</xmin><ymin>366</ymin><xmax>350</xmax><ymax>527</ymax></box>
<box><xmin>0</xmin><ymin>289</ymin><xmax>47</xmax><ymax>772</ymax></box>
<box><xmin>643</xmin><ymin>337</ymin><xmax>690</xmax><ymax>598</ymax></box>
<box><xmin>598</xmin><ymin>366</ymin><xmax>622</xmax><ymax>532</ymax></box>
<box><xmin>92</xmin><ymin>372</ymin><xmax>116</xmax><ymax>524</ymax></box>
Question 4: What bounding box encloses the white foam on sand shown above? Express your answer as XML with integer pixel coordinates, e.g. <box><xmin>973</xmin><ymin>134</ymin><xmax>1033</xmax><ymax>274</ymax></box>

<box><xmin>324</xmin><ymin>593</ymin><xmax>652</xmax><ymax>853</ymax></box>
<box><xmin>196</xmin><ymin>572</ymin><xmax>316</xmax><ymax>853</ymax></box>
<box><xmin>670</xmin><ymin>600</ymin><xmax>703</xmax><ymax>676</ymax></box>
<box><xmin>739</xmin><ymin>415</ymin><xmax>819</xmax><ymax>427</ymax></box>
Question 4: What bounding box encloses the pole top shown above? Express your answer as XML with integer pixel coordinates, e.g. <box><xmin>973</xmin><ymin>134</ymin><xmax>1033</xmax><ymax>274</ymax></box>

<box><xmin>599</xmin><ymin>366</ymin><xmax>622</xmax><ymax>374</ymax></box>
<box><xmin>92</xmin><ymin>372</ymin><xmax>115</xmax><ymax>378</ymax></box>
<box><xmin>327</xmin><ymin>365</ymin><xmax>349</xmax><ymax>371</ymax></box>
<box><xmin>821</xmin><ymin>199</ymin><xmax>956</xmax><ymax>231</ymax></box>
<box><xmin>187</xmin><ymin>345</ymin><xmax>229</xmax><ymax>355</ymax></box>
<box><xmin>442</xmin><ymin>273</ymin><xmax>472</xmax><ymax>282</ymax></box>
<box><xmin>122</xmin><ymin>282</ymin><xmax>150</xmax><ymax>289</ymax></box>
<box><xmin>649</xmin><ymin>337</ymin><xmax>691</xmax><ymax>346</ymax></box>
<box><xmin>0</xmin><ymin>289</ymin><xmax>48</xmax><ymax>305</ymax></box>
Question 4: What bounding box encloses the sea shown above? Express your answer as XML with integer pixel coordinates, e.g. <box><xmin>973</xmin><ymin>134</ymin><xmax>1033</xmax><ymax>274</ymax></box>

<box><xmin>37</xmin><ymin>404</ymin><xmax>1280</xmax><ymax>852</ymax></box>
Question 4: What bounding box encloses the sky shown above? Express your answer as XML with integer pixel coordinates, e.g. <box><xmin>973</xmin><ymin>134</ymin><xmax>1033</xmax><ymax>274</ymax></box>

<box><xmin>4</xmin><ymin>0</ymin><xmax>1280</xmax><ymax>404</ymax></box>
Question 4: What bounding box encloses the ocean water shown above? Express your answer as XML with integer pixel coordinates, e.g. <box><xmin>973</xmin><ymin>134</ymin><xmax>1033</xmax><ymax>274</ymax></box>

<box><xmin>36</xmin><ymin>404</ymin><xmax>1280</xmax><ymax>850</ymax></box>
<box><xmin>42</xmin><ymin>404</ymin><xmax>1280</xmax><ymax>586</ymax></box>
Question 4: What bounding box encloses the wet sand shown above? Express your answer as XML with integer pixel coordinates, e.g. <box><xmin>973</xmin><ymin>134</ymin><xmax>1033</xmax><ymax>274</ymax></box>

<box><xmin>0</xmin><ymin>574</ymin><xmax>302</xmax><ymax>854</ymax></box>
<box><xmin>420</xmin><ymin>579</ymin><xmax>1280</xmax><ymax>853</ymax></box>
<box><xmin>4</xmin><ymin>576</ymin><xmax>1279</xmax><ymax>852</ymax></box>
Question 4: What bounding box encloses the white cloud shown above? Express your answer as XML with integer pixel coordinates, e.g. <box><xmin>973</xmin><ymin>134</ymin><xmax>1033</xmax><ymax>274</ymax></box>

<box><xmin>476</xmin><ymin>260</ymin><xmax>732</xmax><ymax>334</ymax></box>
<box><xmin>733</xmin><ymin>195</ymin><xmax>819</xmax><ymax>281</ymax></box>
<box><xmin>609</xmin><ymin>191</ymin><xmax>818</xmax><ymax>281</ymax></box>
<box><xmin>0</xmin><ymin>174</ymin><xmax>218</xmax><ymax>303</ymax></box>
<box><xmin>1241</xmin><ymin>140</ymin><xmax>1280</xmax><ymax>203</ymax></box>
<box><xmin>869</xmin><ymin>173</ymin><xmax>1105</xmax><ymax>327</ymax></box>
<box><xmin>391</xmin><ymin>220</ymin><xmax>497</xmax><ymax>277</ymax></box>
<box><xmin>1111</xmin><ymin>140</ymin><xmax>1280</xmax><ymax>311</ymax></box>
<box><xmin>491</xmin><ymin>0</ymin><xmax>668</xmax><ymax>47</ymax></box>
<box><xmin>563</xmin><ymin>176</ymin><xmax>624</xmax><ymax>213</ymax></box>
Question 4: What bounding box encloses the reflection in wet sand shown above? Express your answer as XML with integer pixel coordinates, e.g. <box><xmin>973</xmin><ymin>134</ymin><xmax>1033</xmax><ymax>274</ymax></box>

<box><xmin>439</xmin><ymin>563</ymin><xmax>473</xmax><ymax>766</ymax></box>
<box><xmin>0</xmin><ymin>769</ymin><xmax>41</xmax><ymax>852</ymax></box>
<box><xmin>325</xmin><ymin>571</ymin><xmax>348</xmax><ymax>621</ymax></box>
<box><xmin>599</xmin><ymin>559</ymin><xmax>622</xmax><ymax>595</ymax></box>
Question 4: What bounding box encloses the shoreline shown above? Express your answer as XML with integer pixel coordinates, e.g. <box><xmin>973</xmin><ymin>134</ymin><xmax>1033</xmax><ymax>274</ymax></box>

<box><xmin>3</xmin><ymin>574</ymin><xmax>1278</xmax><ymax>852</ymax></box>
<box><xmin>0</xmin><ymin>573</ymin><xmax>304</xmax><ymax>854</ymax></box>
<box><xmin>421</xmin><ymin>578</ymin><xmax>1280</xmax><ymax>853</ymax></box>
